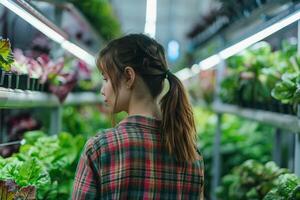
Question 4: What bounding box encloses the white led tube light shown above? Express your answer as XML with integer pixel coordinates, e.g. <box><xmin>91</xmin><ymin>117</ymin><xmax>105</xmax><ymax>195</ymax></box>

<box><xmin>61</xmin><ymin>41</ymin><xmax>95</xmax><ymax>66</ymax></box>
<box><xmin>176</xmin><ymin>8</ymin><xmax>300</xmax><ymax>81</ymax></box>
<box><xmin>144</xmin><ymin>0</ymin><xmax>157</xmax><ymax>38</ymax></box>
<box><xmin>1</xmin><ymin>0</ymin><xmax>95</xmax><ymax>66</ymax></box>
<box><xmin>219</xmin><ymin>9</ymin><xmax>300</xmax><ymax>60</ymax></box>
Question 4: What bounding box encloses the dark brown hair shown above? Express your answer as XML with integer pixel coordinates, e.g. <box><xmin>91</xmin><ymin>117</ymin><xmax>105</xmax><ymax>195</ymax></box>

<box><xmin>97</xmin><ymin>34</ymin><xmax>198</xmax><ymax>162</ymax></box>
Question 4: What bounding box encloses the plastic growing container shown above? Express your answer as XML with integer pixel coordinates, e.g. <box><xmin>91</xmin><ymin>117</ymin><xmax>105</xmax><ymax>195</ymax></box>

<box><xmin>0</xmin><ymin>70</ymin><xmax>11</xmax><ymax>88</ymax></box>
<box><xmin>18</xmin><ymin>74</ymin><xmax>30</xmax><ymax>90</ymax></box>
<box><xmin>0</xmin><ymin>68</ymin><xmax>4</xmax><ymax>86</ymax></box>
<box><xmin>30</xmin><ymin>78</ymin><xmax>37</xmax><ymax>91</ymax></box>
<box><xmin>10</xmin><ymin>73</ymin><xmax>19</xmax><ymax>89</ymax></box>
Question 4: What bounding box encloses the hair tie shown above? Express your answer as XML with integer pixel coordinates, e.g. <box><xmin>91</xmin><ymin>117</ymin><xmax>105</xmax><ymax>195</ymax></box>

<box><xmin>164</xmin><ymin>69</ymin><xmax>171</xmax><ymax>79</ymax></box>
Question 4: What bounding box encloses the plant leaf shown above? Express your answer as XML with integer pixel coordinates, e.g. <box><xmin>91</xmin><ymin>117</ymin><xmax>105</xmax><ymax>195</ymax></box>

<box><xmin>0</xmin><ymin>39</ymin><xmax>14</xmax><ymax>71</ymax></box>
<box><xmin>15</xmin><ymin>185</ymin><xmax>36</xmax><ymax>200</ymax></box>
<box><xmin>0</xmin><ymin>179</ymin><xmax>36</xmax><ymax>200</ymax></box>
<box><xmin>0</xmin><ymin>39</ymin><xmax>11</xmax><ymax>59</ymax></box>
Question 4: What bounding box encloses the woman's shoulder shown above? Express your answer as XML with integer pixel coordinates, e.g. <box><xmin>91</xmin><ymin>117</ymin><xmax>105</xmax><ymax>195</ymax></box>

<box><xmin>84</xmin><ymin>127</ymin><xmax>117</xmax><ymax>154</ymax></box>
<box><xmin>94</xmin><ymin>127</ymin><xmax>119</xmax><ymax>141</ymax></box>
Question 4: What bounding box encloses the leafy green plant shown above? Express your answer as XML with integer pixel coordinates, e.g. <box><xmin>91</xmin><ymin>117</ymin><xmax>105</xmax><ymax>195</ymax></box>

<box><xmin>62</xmin><ymin>104</ymin><xmax>128</xmax><ymax>139</ymax></box>
<box><xmin>220</xmin><ymin>40</ymin><xmax>300</xmax><ymax>113</ymax></box>
<box><xmin>0</xmin><ymin>130</ymin><xmax>86</xmax><ymax>199</ymax></box>
<box><xmin>62</xmin><ymin>105</ymin><xmax>111</xmax><ymax>138</ymax></box>
<box><xmin>220</xmin><ymin>41</ymin><xmax>275</xmax><ymax>105</ymax></box>
<box><xmin>0</xmin><ymin>156</ymin><xmax>50</xmax><ymax>189</ymax></box>
<box><xmin>216</xmin><ymin>159</ymin><xmax>300</xmax><ymax>200</ymax></box>
<box><xmin>219</xmin><ymin>73</ymin><xmax>240</xmax><ymax>103</ymax></box>
<box><xmin>0</xmin><ymin>39</ymin><xmax>14</xmax><ymax>71</ymax></box>
<box><xmin>19</xmin><ymin>131</ymin><xmax>85</xmax><ymax>199</ymax></box>
<box><xmin>71</xmin><ymin>0</ymin><xmax>122</xmax><ymax>41</ymax></box>
<box><xmin>264</xmin><ymin>173</ymin><xmax>300</xmax><ymax>200</ymax></box>
<box><xmin>271</xmin><ymin>72</ymin><xmax>300</xmax><ymax>108</ymax></box>
<box><xmin>0</xmin><ymin>156</ymin><xmax>51</xmax><ymax>199</ymax></box>
<box><xmin>33</xmin><ymin>0</ymin><xmax>121</xmax><ymax>40</ymax></box>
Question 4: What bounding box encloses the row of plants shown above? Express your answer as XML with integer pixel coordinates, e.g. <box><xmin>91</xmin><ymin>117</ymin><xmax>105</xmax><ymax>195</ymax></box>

<box><xmin>194</xmin><ymin>107</ymin><xmax>275</xmax><ymax>198</ymax></box>
<box><xmin>0</xmin><ymin>103</ymin><xmax>111</xmax><ymax>158</ymax></box>
<box><xmin>216</xmin><ymin>160</ymin><xmax>300</xmax><ymax>200</ymax></box>
<box><xmin>0</xmin><ymin>104</ymin><xmax>125</xmax><ymax>199</ymax></box>
<box><xmin>1</xmin><ymin>105</ymin><xmax>298</xmax><ymax>199</ymax></box>
<box><xmin>0</xmin><ymin>38</ymin><xmax>102</xmax><ymax>102</ymax></box>
<box><xmin>195</xmin><ymin>107</ymin><xmax>300</xmax><ymax>199</ymax></box>
<box><xmin>219</xmin><ymin>40</ymin><xmax>300</xmax><ymax>114</ymax></box>
<box><xmin>0</xmin><ymin>130</ymin><xmax>85</xmax><ymax>199</ymax></box>
<box><xmin>0</xmin><ymin>102</ymin><xmax>113</xmax><ymax>198</ymax></box>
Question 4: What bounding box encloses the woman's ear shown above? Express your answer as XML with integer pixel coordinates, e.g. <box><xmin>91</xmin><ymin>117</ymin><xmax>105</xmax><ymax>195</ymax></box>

<box><xmin>124</xmin><ymin>66</ymin><xmax>136</xmax><ymax>89</ymax></box>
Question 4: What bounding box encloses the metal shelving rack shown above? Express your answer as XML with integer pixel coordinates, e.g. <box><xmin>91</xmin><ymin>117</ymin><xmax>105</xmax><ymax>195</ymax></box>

<box><xmin>0</xmin><ymin>1</ymin><xmax>103</xmax><ymax>141</ymax></box>
<box><xmin>0</xmin><ymin>87</ymin><xmax>103</xmax><ymax>108</ymax></box>
<box><xmin>211</xmin><ymin>102</ymin><xmax>300</xmax><ymax>199</ymax></box>
<box><xmin>212</xmin><ymin>102</ymin><xmax>300</xmax><ymax>133</ymax></box>
<box><xmin>0</xmin><ymin>87</ymin><xmax>103</xmax><ymax>134</ymax></box>
<box><xmin>0</xmin><ymin>87</ymin><xmax>103</xmax><ymax>142</ymax></box>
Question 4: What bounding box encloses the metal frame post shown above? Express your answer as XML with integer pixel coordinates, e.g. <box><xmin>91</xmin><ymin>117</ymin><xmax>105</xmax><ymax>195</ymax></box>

<box><xmin>295</xmin><ymin>21</ymin><xmax>300</xmax><ymax>176</ymax></box>
<box><xmin>287</xmin><ymin>132</ymin><xmax>295</xmax><ymax>171</ymax></box>
<box><xmin>295</xmin><ymin>105</ymin><xmax>300</xmax><ymax>176</ymax></box>
<box><xmin>295</xmin><ymin>133</ymin><xmax>300</xmax><ymax>176</ymax></box>
<box><xmin>285</xmin><ymin>132</ymin><xmax>294</xmax><ymax>171</ymax></box>
<box><xmin>47</xmin><ymin>7</ymin><xmax>63</xmax><ymax>136</ymax></box>
<box><xmin>211</xmin><ymin>113</ymin><xmax>222</xmax><ymax>200</ymax></box>
<box><xmin>49</xmin><ymin>106</ymin><xmax>62</xmax><ymax>135</ymax></box>
<box><xmin>211</xmin><ymin>51</ymin><xmax>226</xmax><ymax>200</ymax></box>
<box><xmin>0</xmin><ymin>109</ymin><xmax>3</xmax><ymax>143</ymax></box>
<box><xmin>273</xmin><ymin>128</ymin><xmax>282</xmax><ymax>166</ymax></box>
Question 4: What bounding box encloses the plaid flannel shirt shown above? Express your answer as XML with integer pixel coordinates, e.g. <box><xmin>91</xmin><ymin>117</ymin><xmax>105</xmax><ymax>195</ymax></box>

<box><xmin>72</xmin><ymin>115</ymin><xmax>204</xmax><ymax>199</ymax></box>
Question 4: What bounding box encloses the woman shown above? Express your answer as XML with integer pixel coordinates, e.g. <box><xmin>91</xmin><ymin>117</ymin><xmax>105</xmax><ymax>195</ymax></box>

<box><xmin>72</xmin><ymin>34</ymin><xmax>204</xmax><ymax>199</ymax></box>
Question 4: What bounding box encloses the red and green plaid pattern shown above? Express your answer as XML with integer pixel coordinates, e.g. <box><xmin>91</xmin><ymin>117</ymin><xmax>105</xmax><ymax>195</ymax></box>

<box><xmin>72</xmin><ymin>115</ymin><xmax>204</xmax><ymax>199</ymax></box>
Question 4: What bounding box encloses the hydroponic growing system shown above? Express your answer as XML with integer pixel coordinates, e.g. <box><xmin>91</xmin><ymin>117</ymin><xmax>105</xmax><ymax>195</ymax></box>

<box><xmin>180</xmin><ymin>1</ymin><xmax>300</xmax><ymax>199</ymax></box>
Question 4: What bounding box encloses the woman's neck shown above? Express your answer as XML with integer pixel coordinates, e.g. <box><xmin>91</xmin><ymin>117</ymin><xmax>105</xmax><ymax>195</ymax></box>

<box><xmin>127</xmin><ymin>97</ymin><xmax>161</xmax><ymax>120</ymax></box>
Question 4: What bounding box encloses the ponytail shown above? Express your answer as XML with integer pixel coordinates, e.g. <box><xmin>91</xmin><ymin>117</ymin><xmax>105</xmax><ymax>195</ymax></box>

<box><xmin>160</xmin><ymin>73</ymin><xmax>198</xmax><ymax>162</ymax></box>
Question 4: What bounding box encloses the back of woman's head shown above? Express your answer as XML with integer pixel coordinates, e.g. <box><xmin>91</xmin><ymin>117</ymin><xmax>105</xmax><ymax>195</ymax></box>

<box><xmin>97</xmin><ymin>33</ymin><xmax>198</xmax><ymax>162</ymax></box>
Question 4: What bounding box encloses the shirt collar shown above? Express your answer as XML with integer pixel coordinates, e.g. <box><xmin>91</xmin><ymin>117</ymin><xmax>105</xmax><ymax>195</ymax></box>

<box><xmin>118</xmin><ymin>115</ymin><xmax>161</xmax><ymax>129</ymax></box>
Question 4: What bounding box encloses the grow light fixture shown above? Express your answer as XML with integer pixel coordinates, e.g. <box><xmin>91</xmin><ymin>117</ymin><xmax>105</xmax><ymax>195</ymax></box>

<box><xmin>1</xmin><ymin>0</ymin><xmax>65</xmax><ymax>44</ymax></box>
<box><xmin>219</xmin><ymin>9</ymin><xmax>300</xmax><ymax>60</ymax></box>
<box><xmin>196</xmin><ymin>54</ymin><xmax>221</xmax><ymax>73</ymax></box>
<box><xmin>61</xmin><ymin>41</ymin><xmax>94</xmax><ymax>66</ymax></box>
<box><xmin>176</xmin><ymin>9</ymin><xmax>300</xmax><ymax>81</ymax></box>
<box><xmin>62</xmin><ymin>40</ymin><xmax>94</xmax><ymax>66</ymax></box>
<box><xmin>144</xmin><ymin>0</ymin><xmax>157</xmax><ymax>38</ymax></box>
<box><xmin>1</xmin><ymin>0</ymin><xmax>95</xmax><ymax>66</ymax></box>
<box><xmin>175</xmin><ymin>67</ymin><xmax>195</xmax><ymax>81</ymax></box>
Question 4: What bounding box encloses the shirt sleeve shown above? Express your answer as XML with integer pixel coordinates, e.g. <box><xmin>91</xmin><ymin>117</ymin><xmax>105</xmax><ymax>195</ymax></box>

<box><xmin>72</xmin><ymin>139</ymin><xmax>100</xmax><ymax>200</ymax></box>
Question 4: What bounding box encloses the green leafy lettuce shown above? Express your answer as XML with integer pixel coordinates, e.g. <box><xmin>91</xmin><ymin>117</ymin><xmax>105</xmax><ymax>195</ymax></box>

<box><xmin>216</xmin><ymin>159</ymin><xmax>300</xmax><ymax>200</ymax></box>
<box><xmin>0</xmin><ymin>130</ymin><xmax>86</xmax><ymax>199</ymax></box>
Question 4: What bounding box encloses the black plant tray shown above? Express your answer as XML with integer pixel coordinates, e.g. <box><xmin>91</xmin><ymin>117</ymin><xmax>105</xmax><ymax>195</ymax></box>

<box><xmin>236</xmin><ymin>99</ymin><xmax>296</xmax><ymax>115</ymax></box>
<box><xmin>18</xmin><ymin>74</ymin><xmax>30</xmax><ymax>90</ymax></box>
<box><xmin>0</xmin><ymin>70</ymin><xmax>15</xmax><ymax>89</ymax></box>
<box><xmin>0</xmin><ymin>69</ymin><xmax>49</xmax><ymax>92</ymax></box>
